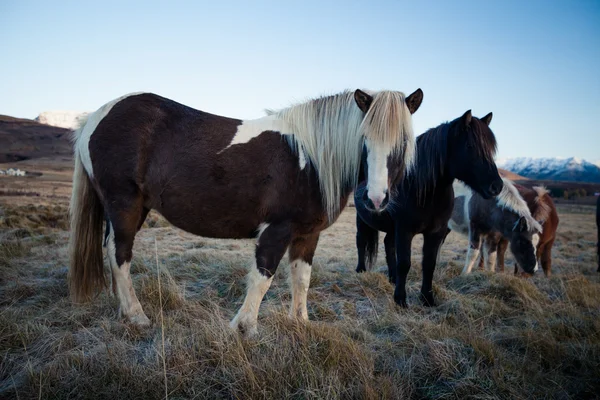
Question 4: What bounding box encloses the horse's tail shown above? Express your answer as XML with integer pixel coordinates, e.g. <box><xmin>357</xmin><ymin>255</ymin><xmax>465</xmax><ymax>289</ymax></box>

<box><xmin>364</xmin><ymin>226</ymin><xmax>379</xmax><ymax>271</ymax></box>
<box><xmin>68</xmin><ymin>145</ymin><xmax>106</xmax><ymax>302</ymax></box>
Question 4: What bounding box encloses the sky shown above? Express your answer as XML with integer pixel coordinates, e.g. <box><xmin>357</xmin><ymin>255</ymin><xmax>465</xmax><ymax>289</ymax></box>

<box><xmin>1</xmin><ymin>0</ymin><xmax>599</xmax><ymax>160</ymax></box>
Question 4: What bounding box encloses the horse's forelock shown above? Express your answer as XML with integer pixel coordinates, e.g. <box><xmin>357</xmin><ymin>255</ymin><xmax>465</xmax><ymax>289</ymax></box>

<box><xmin>469</xmin><ymin>118</ymin><xmax>498</xmax><ymax>164</ymax></box>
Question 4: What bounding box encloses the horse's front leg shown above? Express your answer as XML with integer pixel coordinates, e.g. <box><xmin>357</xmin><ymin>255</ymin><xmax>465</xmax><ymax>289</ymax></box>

<box><xmin>393</xmin><ymin>229</ymin><xmax>413</xmax><ymax>308</ymax></box>
<box><xmin>462</xmin><ymin>226</ymin><xmax>482</xmax><ymax>275</ymax></box>
<box><xmin>288</xmin><ymin>232</ymin><xmax>320</xmax><ymax>321</ymax></box>
<box><xmin>420</xmin><ymin>231</ymin><xmax>446</xmax><ymax>307</ymax></box>
<box><xmin>384</xmin><ymin>232</ymin><xmax>396</xmax><ymax>283</ymax></box>
<box><xmin>230</xmin><ymin>222</ymin><xmax>291</xmax><ymax>338</ymax></box>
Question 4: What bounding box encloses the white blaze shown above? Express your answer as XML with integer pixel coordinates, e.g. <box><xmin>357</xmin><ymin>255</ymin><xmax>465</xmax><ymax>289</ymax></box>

<box><xmin>365</xmin><ymin>139</ymin><xmax>390</xmax><ymax>209</ymax></box>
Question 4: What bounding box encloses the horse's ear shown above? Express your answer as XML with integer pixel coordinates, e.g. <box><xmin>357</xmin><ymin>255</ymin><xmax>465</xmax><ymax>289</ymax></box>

<box><xmin>514</xmin><ymin>216</ymin><xmax>528</xmax><ymax>232</ymax></box>
<box><xmin>481</xmin><ymin>112</ymin><xmax>493</xmax><ymax>126</ymax></box>
<box><xmin>354</xmin><ymin>90</ymin><xmax>374</xmax><ymax>113</ymax></box>
<box><xmin>405</xmin><ymin>88</ymin><xmax>423</xmax><ymax>114</ymax></box>
<box><xmin>461</xmin><ymin>110</ymin><xmax>472</xmax><ymax>128</ymax></box>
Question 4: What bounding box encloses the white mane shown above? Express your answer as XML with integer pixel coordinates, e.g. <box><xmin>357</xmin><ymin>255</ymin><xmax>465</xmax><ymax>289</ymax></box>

<box><xmin>497</xmin><ymin>178</ymin><xmax>543</xmax><ymax>233</ymax></box>
<box><xmin>270</xmin><ymin>90</ymin><xmax>415</xmax><ymax>221</ymax></box>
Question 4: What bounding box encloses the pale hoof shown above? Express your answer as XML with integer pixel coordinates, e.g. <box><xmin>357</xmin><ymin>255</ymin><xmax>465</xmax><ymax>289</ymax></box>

<box><xmin>129</xmin><ymin>313</ymin><xmax>151</xmax><ymax>327</ymax></box>
<box><xmin>119</xmin><ymin>307</ymin><xmax>151</xmax><ymax>327</ymax></box>
<box><xmin>288</xmin><ymin>309</ymin><xmax>309</xmax><ymax>321</ymax></box>
<box><xmin>230</xmin><ymin>315</ymin><xmax>258</xmax><ymax>338</ymax></box>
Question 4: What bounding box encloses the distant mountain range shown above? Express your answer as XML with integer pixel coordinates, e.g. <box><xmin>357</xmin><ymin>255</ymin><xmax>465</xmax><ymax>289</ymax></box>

<box><xmin>498</xmin><ymin>157</ymin><xmax>600</xmax><ymax>183</ymax></box>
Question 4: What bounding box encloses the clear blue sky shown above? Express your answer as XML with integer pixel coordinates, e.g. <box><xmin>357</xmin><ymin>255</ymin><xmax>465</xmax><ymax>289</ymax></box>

<box><xmin>1</xmin><ymin>0</ymin><xmax>599</xmax><ymax>160</ymax></box>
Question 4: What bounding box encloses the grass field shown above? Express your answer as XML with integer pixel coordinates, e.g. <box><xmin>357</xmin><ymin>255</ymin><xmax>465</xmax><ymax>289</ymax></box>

<box><xmin>1</xmin><ymin>177</ymin><xmax>599</xmax><ymax>399</ymax></box>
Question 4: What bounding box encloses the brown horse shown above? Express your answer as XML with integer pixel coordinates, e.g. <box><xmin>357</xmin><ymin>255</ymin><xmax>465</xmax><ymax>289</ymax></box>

<box><xmin>68</xmin><ymin>89</ymin><xmax>423</xmax><ymax>337</ymax></box>
<box><xmin>479</xmin><ymin>184</ymin><xmax>559</xmax><ymax>276</ymax></box>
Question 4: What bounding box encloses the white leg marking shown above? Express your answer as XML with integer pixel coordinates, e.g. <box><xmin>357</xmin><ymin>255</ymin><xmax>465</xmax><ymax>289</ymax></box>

<box><xmin>532</xmin><ymin>234</ymin><xmax>540</xmax><ymax>272</ymax></box>
<box><xmin>365</xmin><ymin>139</ymin><xmax>391</xmax><ymax>209</ymax></box>
<box><xmin>288</xmin><ymin>259</ymin><xmax>312</xmax><ymax>320</ymax></box>
<box><xmin>75</xmin><ymin>92</ymin><xmax>145</xmax><ymax>177</ymax></box>
<box><xmin>463</xmin><ymin>246</ymin><xmax>481</xmax><ymax>275</ymax></box>
<box><xmin>230</xmin><ymin>265</ymin><xmax>273</xmax><ymax>337</ymax></box>
<box><xmin>106</xmin><ymin>225</ymin><xmax>150</xmax><ymax>326</ymax></box>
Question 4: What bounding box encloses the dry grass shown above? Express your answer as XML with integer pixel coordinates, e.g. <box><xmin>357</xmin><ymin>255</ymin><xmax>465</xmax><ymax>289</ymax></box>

<box><xmin>0</xmin><ymin>198</ymin><xmax>599</xmax><ymax>399</ymax></box>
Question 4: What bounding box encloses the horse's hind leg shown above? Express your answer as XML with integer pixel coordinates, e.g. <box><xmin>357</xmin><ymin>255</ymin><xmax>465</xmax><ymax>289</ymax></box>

<box><xmin>539</xmin><ymin>239</ymin><xmax>554</xmax><ymax>277</ymax></box>
<box><xmin>288</xmin><ymin>233</ymin><xmax>320</xmax><ymax>320</ymax></box>
<box><xmin>483</xmin><ymin>236</ymin><xmax>499</xmax><ymax>272</ymax></box>
<box><xmin>109</xmin><ymin>207</ymin><xmax>149</xmax><ymax>298</ymax></box>
<box><xmin>105</xmin><ymin>199</ymin><xmax>150</xmax><ymax>326</ymax></box>
<box><xmin>231</xmin><ymin>222</ymin><xmax>292</xmax><ymax>337</ymax></box>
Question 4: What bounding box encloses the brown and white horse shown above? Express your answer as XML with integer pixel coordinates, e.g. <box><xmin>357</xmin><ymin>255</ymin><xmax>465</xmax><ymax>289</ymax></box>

<box><xmin>68</xmin><ymin>89</ymin><xmax>423</xmax><ymax>336</ymax></box>
<box><xmin>478</xmin><ymin>184</ymin><xmax>559</xmax><ymax>276</ymax></box>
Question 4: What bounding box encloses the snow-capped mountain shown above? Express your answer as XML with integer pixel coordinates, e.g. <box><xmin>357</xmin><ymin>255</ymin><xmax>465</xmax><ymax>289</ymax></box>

<box><xmin>35</xmin><ymin>111</ymin><xmax>89</xmax><ymax>130</ymax></box>
<box><xmin>498</xmin><ymin>157</ymin><xmax>600</xmax><ymax>183</ymax></box>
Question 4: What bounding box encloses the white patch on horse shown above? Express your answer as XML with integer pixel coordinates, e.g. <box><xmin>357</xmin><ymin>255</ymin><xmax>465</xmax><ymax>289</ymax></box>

<box><xmin>256</xmin><ymin>223</ymin><xmax>269</xmax><ymax>245</ymax></box>
<box><xmin>463</xmin><ymin>245</ymin><xmax>481</xmax><ymax>275</ymax></box>
<box><xmin>230</xmin><ymin>264</ymin><xmax>273</xmax><ymax>337</ymax></box>
<box><xmin>532</xmin><ymin>233</ymin><xmax>540</xmax><ymax>272</ymax></box>
<box><xmin>221</xmin><ymin>115</ymin><xmax>293</xmax><ymax>152</ymax></box>
<box><xmin>448</xmin><ymin>181</ymin><xmax>472</xmax><ymax>234</ymax></box>
<box><xmin>288</xmin><ymin>259</ymin><xmax>311</xmax><ymax>320</ymax></box>
<box><xmin>365</xmin><ymin>138</ymin><xmax>391</xmax><ymax>209</ymax></box>
<box><xmin>72</xmin><ymin>92</ymin><xmax>145</xmax><ymax>178</ymax></box>
<box><xmin>106</xmin><ymin>224</ymin><xmax>150</xmax><ymax>326</ymax></box>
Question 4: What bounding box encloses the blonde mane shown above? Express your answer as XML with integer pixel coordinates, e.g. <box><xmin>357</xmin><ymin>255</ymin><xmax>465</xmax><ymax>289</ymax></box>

<box><xmin>271</xmin><ymin>90</ymin><xmax>415</xmax><ymax>221</ymax></box>
<box><xmin>532</xmin><ymin>186</ymin><xmax>552</xmax><ymax>223</ymax></box>
<box><xmin>497</xmin><ymin>178</ymin><xmax>543</xmax><ymax>233</ymax></box>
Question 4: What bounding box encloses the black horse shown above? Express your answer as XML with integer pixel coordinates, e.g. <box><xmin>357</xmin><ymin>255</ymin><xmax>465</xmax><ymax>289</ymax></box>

<box><xmin>354</xmin><ymin>110</ymin><xmax>503</xmax><ymax>307</ymax></box>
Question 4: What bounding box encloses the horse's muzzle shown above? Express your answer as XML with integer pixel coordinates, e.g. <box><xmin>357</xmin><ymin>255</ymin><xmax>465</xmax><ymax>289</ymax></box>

<box><xmin>362</xmin><ymin>190</ymin><xmax>389</xmax><ymax>212</ymax></box>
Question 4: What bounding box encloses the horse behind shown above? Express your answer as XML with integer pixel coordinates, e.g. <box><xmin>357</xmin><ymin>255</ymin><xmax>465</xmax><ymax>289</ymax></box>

<box><xmin>448</xmin><ymin>178</ymin><xmax>542</xmax><ymax>275</ymax></box>
<box><xmin>354</xmin><ymin>110</ymin><xmax>503</xmax><ymax>307</ymax></box>
<box><xmin>478</xmin><ymin>184</ymin><xmax>558</xmax><ymax>276</ymax></box>
<box><xmin>68</xmin><ymin>89</ymin><xmax>423</xmax><ymax>337</ymax></box>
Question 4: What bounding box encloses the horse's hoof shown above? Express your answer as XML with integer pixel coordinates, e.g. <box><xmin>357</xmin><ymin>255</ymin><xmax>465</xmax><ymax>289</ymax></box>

<box><xmin>230</xmin><ymin>316</ymin><xmax>258</xmax><ymax>338</ymax></box>
<box><xmin>394</xmin><ymin>297</ymin><xmax>408</xmax><ymax>308</ymax></box>
<box><xmin>356</xmin><ymin>266</ymin><xmax>366</xmax><ymax>273</ymax></box>
<box><xmin>129</xmin><ymin>313</ymin><xmax>151</xmax><ymax>327</ymax></box>
<box><xmin>419</xmin><ymin>293</ymin><xmax>436</xmax><ymax>307</ymax></box>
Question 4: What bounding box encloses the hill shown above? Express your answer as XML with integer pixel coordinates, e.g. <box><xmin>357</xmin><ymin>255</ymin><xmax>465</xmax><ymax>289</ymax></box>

<box><xmin>0</xmin><ymin>115</ymin><xmax>72</xmax><ymax>164</ymax></box>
